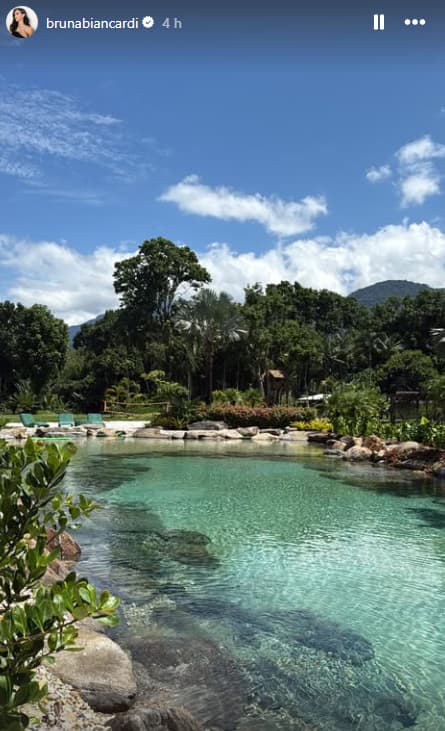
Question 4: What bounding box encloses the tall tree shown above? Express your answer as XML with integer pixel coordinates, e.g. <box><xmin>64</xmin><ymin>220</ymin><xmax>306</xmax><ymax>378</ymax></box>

<box><xmin>113</xmin><ymin>238</ymin><xmax>210</xmax><ymax>331</ymax></box>
<box><xmin>176</xmin><ymin>289</ymin><xmax>246</xmax><ymax>398</ymax></box>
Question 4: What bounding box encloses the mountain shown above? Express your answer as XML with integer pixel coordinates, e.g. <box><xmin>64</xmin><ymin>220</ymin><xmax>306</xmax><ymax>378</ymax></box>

<box><xmin>68</xmin><ymin>314</ymin><xmax>103</xmax><ymax>344</ymax></box>
<box><xmin>349</xmin><ymin>280</ymin><xmax>433</xmax><ymax>307</ymax></box>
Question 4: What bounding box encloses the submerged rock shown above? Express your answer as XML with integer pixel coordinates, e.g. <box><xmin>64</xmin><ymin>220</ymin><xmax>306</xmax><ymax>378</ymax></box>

<box><xmin>286</xmin><ymin>608</ymin><xmax>374</xmax><ymax>665</ymax></box>
<box><xmin>126</xmin><ymin>635</ymin><xmax>249</xmax><ymax>730</ymax></box>
<box><xmin>108</xmin><ymin>706</ymin><xmax>206</xmax><ymax>731</ymax></box>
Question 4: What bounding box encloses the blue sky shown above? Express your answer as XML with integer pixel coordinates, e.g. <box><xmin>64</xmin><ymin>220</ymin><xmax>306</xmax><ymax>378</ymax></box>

<box><xmin>1</xmin><ymin>5</ymin><xmax>445</xmax><ymax>323</ymax></box>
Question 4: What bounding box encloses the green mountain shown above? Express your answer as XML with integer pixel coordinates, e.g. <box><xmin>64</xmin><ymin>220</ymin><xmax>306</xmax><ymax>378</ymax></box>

<box><xmin>349</xmin><ymin>280</ymin><xmax>433</xmax><ymax>307</ymax></box>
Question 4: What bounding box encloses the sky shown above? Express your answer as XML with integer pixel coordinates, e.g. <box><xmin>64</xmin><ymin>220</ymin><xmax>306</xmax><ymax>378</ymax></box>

<box><xmin>1</xmin><ymin>0</ymin><xmax>445</xmax><ymax>324</ymax></box>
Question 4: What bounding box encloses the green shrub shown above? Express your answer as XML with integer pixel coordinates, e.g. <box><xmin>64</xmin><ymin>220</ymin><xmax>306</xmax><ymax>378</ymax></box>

<box><xmin>291</xmin><ymin>418</ymin><xmax>333</xmax><ymax>432</ymax></box>
<box><xmin>328</xmin><ymin>385</ymin><xmax>387</xmax><ymax>436</ymax></box>
<box><xmin>194</xmin><ymin>405</ymin><xmax>316</xmax><ymax>428</ymax></box>
<box><xmin>151</xmin><ymin>415</ymin><xmax>185</xmax><ymax>429</ymax></box>
<box><xmin>211</xmin><ymin>389</ymin><xmax>243</xmax><ymax>405</ymax></box>
<box><xmin>0</xmin><ymin>439</ymin><xmax>119</xmax><ymax>730</ymax></box>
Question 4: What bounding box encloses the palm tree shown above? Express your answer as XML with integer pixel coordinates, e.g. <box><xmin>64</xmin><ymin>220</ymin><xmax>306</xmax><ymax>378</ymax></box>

<box><xmin>175</xmin><ymin>289</ymin><xmax>246</xmax><ymax>399</ymax></box>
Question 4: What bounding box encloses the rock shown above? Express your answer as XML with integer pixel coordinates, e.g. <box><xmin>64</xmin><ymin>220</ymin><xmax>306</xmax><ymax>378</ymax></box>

<box><xmin>237</xmin><ymin>427</ymin><xmax>259</xmax><ymax>437</ymax></box>
<box><xmin>52</xmin><ymin>628</ymin><xmax>136</xmax><ymax>713</ymax></box>
<box><xmin>385</xmin><ymin>441</ymin><xmax>420</xmax><ymax>454</ymax></box>
<box><xmin>259</xmin><ymin>429</ymin><xmax>282</xmax><ymax>436</ymax></box>
<box><xmin>324</xmin><ymin>449</ymin><xmax>345</xmax><ymax>458</ymax></box>
<box><xmin>142</xmin><ymin>530</ymin><xmax>218</xmax><ymax>567</ymax></box>
<box><xmin>352</xmin><ymin>436</ymin><xmax>363</xmax><ymax>447</ymax></box>
<box><xmin>95</xmin><ymin>428</ymin><xmax>117</xmax><ymax>438</ymax></box>
<box><xmin>344</xmin><ymin>446</ymin><xmax>372</xmax><ymax>462</ymax></box>
<box><xmin>108</xmin><ymin>706</ymin><xmax>206</xmax><ymax>731</ymax></box>
<box><xmin>126</xmin><ymin>634</ymin><xmax>248</xmax><ymax>730</ymax></box>
<box><xmin>339</xmin><ymin>435</ymin><xmax>354</xmax><ymax>449</ymax></box>
<box><xmin>221</xmin><ymin>429</ymin><xmax>244</xmax><ymax>440</ymax></box>
<box><xmin>287</xmin><ymin>609</ymin><xmax>374</xmax><ymax>666</ymax></box>
<box><xmin>252</xmin><ymin>432</ymin><xmax>280</xmax><ymax>442</ymax></box>
<box><xmin>133</xmin><ymin>428</ymin><xmax>171</xmax><ymax>439</ymax></box>
<box><xmin>363</xmin><ymin>434</ymin><xmax>385</xmax><ymax>452</ymax></box>
<box><xmin>46</xmin><ymin>528</ymin><xmax>81</xmax><ymax>560</ymax></box>
<box><xmin>326</xmin><ymin>440</ymin><xmax>345</xmax><ymax>450</ymax></box>
<box><xmin>432</xmin><ymin>462</ymin><xmax>445</xmax><ymax>478</ymax></box>
<box><xmin>162</xmin><ymin>430</ymin><xmax>186</xmax><ymax>439</ymax></box>
<box><xmin>165</xmin><ymin>530</ymin><xmax>211</xmax><ymax>546</ymax></box>
<box><xmin>307</xmin><ymin>432</ymin><xmax>333</xmax><ymax>444</ymax></box>
<box><xmin>187</xmin><ymin>421</ymin><xmax>227</xmax><ymax>431</ymax></box>
<box><xmin>281</xmin><ymin>431</ymin><xmax>309</xmax><ymax>441</ymax></box>
<box><xmin>185</xmin><ymin>430</ymin><xmax>223</xmax><ymax>440</ymax></box>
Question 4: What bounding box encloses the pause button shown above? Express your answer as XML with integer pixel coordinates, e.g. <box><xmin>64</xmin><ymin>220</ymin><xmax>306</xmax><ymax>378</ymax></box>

<box><xmin>373</xmin><ymin>13</ymin><xmax>385</xmax><ymax>30</ymax></box>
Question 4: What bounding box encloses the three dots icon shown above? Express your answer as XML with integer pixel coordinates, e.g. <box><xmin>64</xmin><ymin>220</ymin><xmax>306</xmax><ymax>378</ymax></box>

<box><xmin>404</xmin><ymin>18</ymin><xmax>426</xmax><ymax>26</ymax></box>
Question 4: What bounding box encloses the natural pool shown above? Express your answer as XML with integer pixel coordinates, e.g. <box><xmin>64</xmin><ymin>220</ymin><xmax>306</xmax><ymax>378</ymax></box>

<box><xmin>64</xmin><ymin>439</ymin><xmax>445</xmax><ymax>730</ymax></box>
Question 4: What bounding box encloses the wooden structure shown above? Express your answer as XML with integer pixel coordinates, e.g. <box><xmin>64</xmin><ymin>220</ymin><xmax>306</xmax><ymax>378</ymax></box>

<box><xmin>265</xmin><ymin>369</ymin><xmax>285</xmax><ymax>405</ymax></box>
<box><xmin>389</xmin><ymin>391</ymin><xmax>420</xmax><ymax>422</ymax></box>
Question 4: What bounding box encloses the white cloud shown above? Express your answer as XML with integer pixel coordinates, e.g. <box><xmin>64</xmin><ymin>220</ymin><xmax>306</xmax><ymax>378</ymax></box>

<box><xmin>400</xmin><ymin>165</ymin><xmax>441</xmax><ymax>206</ymax></box>
<box><xmin>2</xmin><ymin>221</ymin><xmax>445</xmax><ymax>324</ymax></box>
<box><xmin>0</xmin><ymin>86</ymin><xmax>146</xmax><ymax>184</ymax></box>
<box><xmin>160</xmin><ymin>175</ymin><xmax>327</xmax><ymax>237</ymax></box>
<box><xmin>367</xmin><ymin>135</ymin><xmax>445</xmax><ymax>207</ymax></box>
<box><xmin>366</xmin><ymin>165</ymin><xmax>392</xmax><ymax>183</ymax></box>
<box><xmin>0</xmin><ymin>235</ymin><xmax>127</xmax><ymax>325</ymax></box>
<box><xmin>200</xmin><ymin>221</ymin><xmax>445</xmax><ymax>298</ymax></box>
<box><xmin>397</xmin><ymin>135</ymin><xmax>445</xmax><ymax>165</ymax></box>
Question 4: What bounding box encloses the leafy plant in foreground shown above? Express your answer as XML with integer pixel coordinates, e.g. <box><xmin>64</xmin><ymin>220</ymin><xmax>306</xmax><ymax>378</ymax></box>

<box><xmin>0</xmin><ymin>439</ymin><xmax>119</xmax><ymax>730</ymax></box>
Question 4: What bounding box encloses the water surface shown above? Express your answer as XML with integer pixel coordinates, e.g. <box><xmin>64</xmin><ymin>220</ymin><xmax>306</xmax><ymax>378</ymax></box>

<box><xmin>64</xmin><ymin>439</ymin><xmax>445</xmax><ymax>730</ymax></box>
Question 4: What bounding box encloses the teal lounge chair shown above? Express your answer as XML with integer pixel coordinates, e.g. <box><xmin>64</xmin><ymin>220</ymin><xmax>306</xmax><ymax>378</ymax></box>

<box><xmin>58</xmin><ymin>413</ymin><xmax>75</xmax><ymax>427</ymax></box>
<box><xmin>74</xmin><ymin>416</ymin><xmax>88</xmax><ymax>426</ymax></box>
<box><xmin>87</xmin><ymin>413</ymin><xmax>105</xmax><ymax>426</ymax></box>
<box><xmin>20</xmin><ymin>413</ymin><xmax>50</xmax><ymax>428</ymax></box>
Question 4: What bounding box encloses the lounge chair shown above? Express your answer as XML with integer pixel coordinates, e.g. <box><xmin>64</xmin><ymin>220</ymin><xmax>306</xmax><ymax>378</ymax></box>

<box><xmin>87</xmin><ymin>413</ymin><xmax>105</xmax><ymax>426</ymax></box>
<box><xmin>20</xmin><ymin>413</ymin><xmax>50</xmax><ymax>428</ymax></box>
<box><xmin>58</xmin><ymin>413</ymin><xmax>75</xmax><ymax>427</ymax></box>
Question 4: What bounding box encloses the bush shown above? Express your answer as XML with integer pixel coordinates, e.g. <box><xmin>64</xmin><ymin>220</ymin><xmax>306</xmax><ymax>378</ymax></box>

<box><xmin>291</xmin><ymin>418</ymin><xmax>333</xmax><ymax>432</ymax></box>
<box><xmin>0</xmin><ymin>439</ymin><xmax>119</xmax><ymax>730</ymax></box>
<box><xmin>194</xmin><ymin>404</ymin><xmax>316</xmax><ymax>428</ymax></box>
<box><xmin>150</xmin><ymin>415</ymin><xmax>185</xmax><ymax>429</ymax></box>
<box><xmin>328</xmin><ymin>385</ymin><xmax>387</xmax><ymax>436</ymax></box>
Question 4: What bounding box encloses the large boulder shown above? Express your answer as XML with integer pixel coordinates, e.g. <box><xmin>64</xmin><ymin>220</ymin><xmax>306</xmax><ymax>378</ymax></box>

<box><xmin>45</xmin><ymin>528</ymin><xmax>81</xmax><ymax>560</ymax></box>
<box><xmin>127</xmin><ymin>634</ymin><xmax>249</xmax><ymax>730</ymax></box>
<box><xmin>187</xmin><ymin>421</ymin><xmax>227</xmax><ymax>431</ymax></box>
<box><xmin>344</xmin><ymin>446</ymin><xmax>372</xmax><ymax>462</ymax></box>
<box><xmin>237</xmin><ymin>427</ymin><xmax>259</xmax><ymax>437</ymax></box>
<box><xmin>252</xmin><ymin>432</ymin><xmax>280</xmax><ymax>442</ymax></box>
<box><xmin>52</xmin><ymin>628</ymin><xmax>136</xmax><ymax>713</ymax></box>
<box><xmin>221</xmin><ymin>429</ymin><xmax>244</xmax><ymax>440</ymax></box>
<box><xmin>385</xmin><ymin>441</ymin><xmax>420</xmax><ymax>455</ymax></box>
<box><xmin>185</xmin><ymin>430</ymin><xmax>223</xmax><ymax>440</ymax></box>
<box><xmin>133</xmin><ymin>428</ymin><xmax>171</xmax><ymax>439</ymax></box>
<box><xmin>108</xmin><ymin>706</ymin><xmax>206</xmax><ymax>731</ymax></box>
<box><xmin>363</xmin><ymin>434</ymin><xmax>385</xmax><ymax>452</ymax></box>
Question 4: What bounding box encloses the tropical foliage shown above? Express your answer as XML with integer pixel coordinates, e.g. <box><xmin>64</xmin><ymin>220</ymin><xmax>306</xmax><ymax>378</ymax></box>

<box><xmin>0</xmin><ymin>439</ymin><xmax>118</xmax><ymax>730</ymax></box>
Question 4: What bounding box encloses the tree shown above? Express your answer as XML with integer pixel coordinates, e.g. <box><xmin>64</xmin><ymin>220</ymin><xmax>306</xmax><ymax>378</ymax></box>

<box><xmin>175</xmin><ymin>289</ymin><xmax>246</xmax><ymax>399</ymax></box>
<box><xmin>0</xmin><ymin>439</ymin><xmax>118</xmax><ymax>730</ymax></box>
<box><xmin>376</xmin><ymin>350</ymin><xmax>437</xmax><ymax>395</ymax></box>
<box><xmin>113</xmin><ymin>238</ymin><xmax>211</xmax><ymax>330</ymax></box>
<box><xmin>0</xmin><ymin>302</ymin><xmax>68</xmax><ymax>403</ymax></box>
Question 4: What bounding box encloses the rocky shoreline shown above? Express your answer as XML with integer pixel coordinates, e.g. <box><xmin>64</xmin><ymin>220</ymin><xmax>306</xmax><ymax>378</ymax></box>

<box><xmin>307</xmin><ymin>430</ymin><xmax>445</xmax><ymax>478</ymax></box>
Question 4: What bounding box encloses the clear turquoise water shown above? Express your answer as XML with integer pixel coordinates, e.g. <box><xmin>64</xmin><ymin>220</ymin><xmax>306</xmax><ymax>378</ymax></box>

<box><xmin>64</xmin><ymin>439</ymin><xmax>445</xmax><ymax>730</ymax></box>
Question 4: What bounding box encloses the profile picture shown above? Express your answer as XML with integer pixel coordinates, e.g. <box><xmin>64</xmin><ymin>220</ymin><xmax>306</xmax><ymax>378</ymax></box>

<box><xmin>6</xmin><ymin>6</ymin><xmax>38</xmax><ymax>38</ymax></box>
